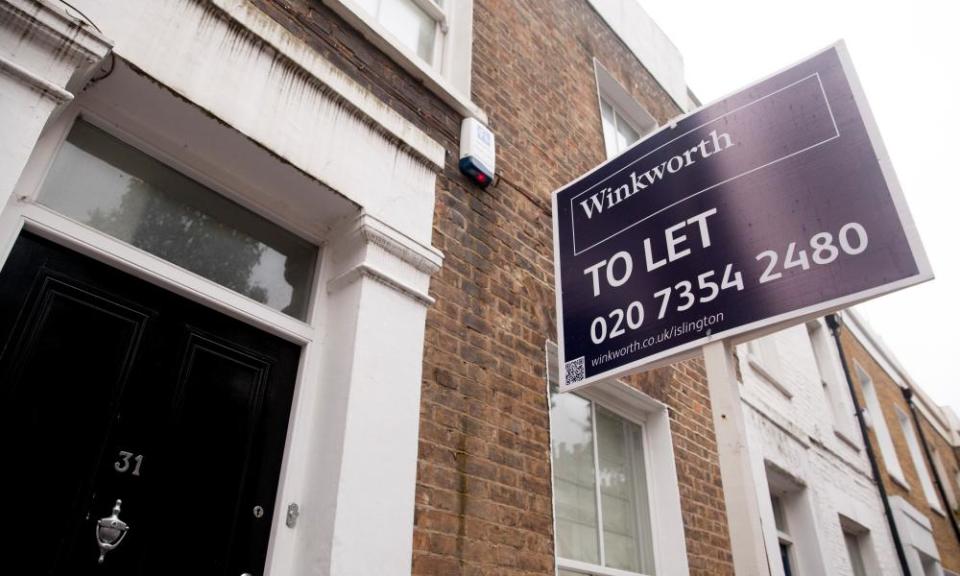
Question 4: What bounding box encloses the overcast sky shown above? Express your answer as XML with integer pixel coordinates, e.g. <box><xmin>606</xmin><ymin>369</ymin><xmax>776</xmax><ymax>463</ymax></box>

<box><xmin>636</xmin><ymin>1</ymin><xmax>960</xmax><ymax>412</ymax></box>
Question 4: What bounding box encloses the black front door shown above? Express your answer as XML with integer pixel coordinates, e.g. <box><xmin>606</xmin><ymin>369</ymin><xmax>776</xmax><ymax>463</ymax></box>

<box><xmin>0</xmin><ymin>232</ymin><xmax>300</xmax><ymax>575</ymax></box>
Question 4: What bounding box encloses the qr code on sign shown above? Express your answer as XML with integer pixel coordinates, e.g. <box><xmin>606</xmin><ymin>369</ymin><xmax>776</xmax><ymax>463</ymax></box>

<box><xmin>565</xmin><ymin>357</ymin><xmax>586</xmax><ymax>385</ymax></box>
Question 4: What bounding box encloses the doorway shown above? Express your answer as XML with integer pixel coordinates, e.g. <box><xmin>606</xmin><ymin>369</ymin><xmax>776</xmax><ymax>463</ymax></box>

<box><xmin>0</xmin><ymin>232</ymin><xmax>300</xmax><ymax>575</ymax></box>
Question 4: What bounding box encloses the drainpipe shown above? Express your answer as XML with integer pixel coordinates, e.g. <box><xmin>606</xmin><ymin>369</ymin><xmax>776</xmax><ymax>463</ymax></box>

<box><xmin>826</xmin><ymin>313</ymin><xmax>912</xmax><ymax>576</ymax></box>
<box><xmin>901</xmin><ymin>386</ymin><xmax>960</xmax><ymax>547</ymax></box>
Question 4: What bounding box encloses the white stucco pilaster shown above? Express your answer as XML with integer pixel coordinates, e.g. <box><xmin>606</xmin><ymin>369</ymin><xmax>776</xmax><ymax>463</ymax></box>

<box><xmin>293</xmin><ymin>213</ymin><xmax>441</xmax><ymax>576</ymax></box>
<box><xmin>0</xmin><ymin>0</ymin><xmax>110</xmax><ymax>207</ymax></box>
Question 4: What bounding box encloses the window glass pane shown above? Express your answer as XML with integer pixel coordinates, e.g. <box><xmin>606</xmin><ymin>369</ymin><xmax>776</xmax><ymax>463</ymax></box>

<box><xmin>600</xmin><ymin>99</ymin><xmax>618</xmax><ymax>159</ymax></box>
<box><xmin>550</xmin><ymin>392</ymin><xmax>600</xmax><ymax>564</ymax></box>
<box><xmin>844</xmin><ymin>533</ymin><xmax>868</xmax><ymax>576</ymax></box>
<box><xmin>38</xmin><ymin>120</ymin><xmax>317</xmax><ymax>319</ymax></box>
<box><xmin>615</xmin><ymin>110</ymin><xmax>640</xmax><ymax>153</ymax></box>
<box><xmin>922</xmin><ymin>556</ymin><xmax>942</xmax><ymax>576</ymax></box>
<box><xmin>379</xmin><ymin>0</ymin><xmax>436</xmax><ymax>62</ymax></box>
<box><xmin>771</xmin><ymin>495</ymin><xmax>788</xmax><ymax>533</ymax></box>
<box><xmin>597</xmin><ymin>407</ymin><xmax>653</xmax><ymax>573</ymax></box>
<box><xmin>780</xmin><ymin>542</ymin><xmax>794</xmax><ymax>576</ymax></box>
<box><xmin>600</xmin><ymin>98</ymin><xmax>641</xmax><ymax>159</ymax></box>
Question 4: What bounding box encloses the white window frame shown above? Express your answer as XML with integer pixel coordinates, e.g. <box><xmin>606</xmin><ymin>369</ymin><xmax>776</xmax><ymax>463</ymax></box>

<box><xmin>931</xmin><ymin>447</ymin><xmax>959</xmax><ymax>512</ymax></box>
<box><xmin>746</xmin><ymin>334</ymin><xmax>792</xmax><ymax>399</ymax></box>
<box><xmin>843</xmin><ymin>531</ymin><xmax>868</xmax><ymax>576</ymax></box>
<box><xmin>7</xmin><ymin>105</ymin><xmax>320</xmax><ymax>342</ymax></box>
<box><xmin>855</xmin><ymin>362</ymin><xmax>910</xmax><ymax>488</ymax></box>
<box><xmin>896</xmin><ymin>405</ymin><xmax>944</xmax><ymax>514</ymax></box>
<box><xmin>545</xmin><ymin>343</ymin><xmax>689</xmax><ymax>576</ymax></box>
<box><xmin>600</xmin><ymin>98</ymin><xmax>639</xmax><ymax>160</ymax></box>
<box><xmin>890</xmin><ymin>496</ymin><xmax>946</xmax><ymax>576</ymax></box>
<box><xmin>352</xmin><ymin>0</ymin><xmax>448</xmax><ymax>68</ymax></box>
<box><xmin>35</xmin><ymin>117</ymin><xmax>320</xmax><ymax>321</ymax></box>
<box><xmin>324</xmin><ymin>0</ymin><xmax>483</xmax><ymax>120</ymax></box>
<box><xmin>806</xmin><ymin>319</ymin><xmax>858</xmax><ymax>445</ymax></box>
<box><xmin>920</xmin><ymin>551</ymin><xmax>945</xmax><ymax>576</ymax></box>
<box><xmin>594</xmin><ymin>60</ymin><xmax>657</xmax><ymax>160</ymax></box>
<box><xmin>770</xmin><ymin>494</ymin><xmax>797</xmax><ymax>575</ymax></box>
<box><xmin>763</xmin><ymin>467</ymin><xmax>828</xmax><ymax>576</ymax></box>
<box><xmin>838</xmin><ymin>515</ymin><xmax>881</xmax><ymax>576</ymax></box>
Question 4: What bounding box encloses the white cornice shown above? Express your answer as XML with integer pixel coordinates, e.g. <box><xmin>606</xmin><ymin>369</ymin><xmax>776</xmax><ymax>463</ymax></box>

<box><xmin>326</xmin><ymin>212</ymin><xmax>443</xmax><ymax>307</ymax></box>
<box><xmin>2</xmin><ymin>0</ymin><xmax>113</xmax><ymax>64</ymax></box>
<box><xmin>352</xmin><ymin>212</ymin><xmax>443</xmax><ymax>275</ymax></box>
<box><xmin>327</xmin><ymin>263</ymin><xmax>434</xmax><ymax>307</ymax></box>
<box><xmin>1</xmin><ymin>0</ymin><xmax>112</xmax><ymax>100</ymax></box>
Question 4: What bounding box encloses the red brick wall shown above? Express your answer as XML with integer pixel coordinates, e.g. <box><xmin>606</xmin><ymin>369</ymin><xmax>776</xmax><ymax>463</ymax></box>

<box><xmin>252</xmin><ymin>1</ymin><xmax>735</xmax><ymax>574</ymax></box>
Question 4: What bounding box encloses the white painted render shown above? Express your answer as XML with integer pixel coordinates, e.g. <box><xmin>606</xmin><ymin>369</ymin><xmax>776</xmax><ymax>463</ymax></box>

<box><xmin>64</xmin><ymin>0</ymin><xmax>444</xmax><ymax>244</ymax></box>
<box><xmin>737</xmin><ymin>323</ymin><xmax>903</xmax><ymax>576</ymax></box>
<box><xmin>585</xmin><ymin>0</ymin><xmax>689</xmax><ymax>110</ymax></box>
<box><xmin>0</xmin><ymin>2</ymin><xmax>446</xmax><ymax>576</ymax></box>
<box><xmin>0</xmin><ymin>0</ymin><xmax>110</xmax><ymax>207</ymax></box>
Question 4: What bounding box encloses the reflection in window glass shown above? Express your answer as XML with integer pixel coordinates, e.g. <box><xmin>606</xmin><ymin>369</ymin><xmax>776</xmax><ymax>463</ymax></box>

<box><xmin>597</xmin><ymin>407</ymin><xmax>652</xmax><ymax>573</ymax></box>
<box><xmin>38</xmin><ymin>120</ymin><xmax>317</xmax><ymax>319</ymax></box>
<box><xmin>551</xmin><ymin>390</ymin><xmax>600</xmax><ymax>564</ymax></box>
<box><xmin>550</xmin><ymin>382</ymin><xmax>655</xmax><ymax>573</ymax></box>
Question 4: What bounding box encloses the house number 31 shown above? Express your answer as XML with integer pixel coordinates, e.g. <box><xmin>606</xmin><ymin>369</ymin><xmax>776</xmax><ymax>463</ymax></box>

<box><xmin>114</xmin><ymin>451</ymin><xmax>144</xmax><ymax>476</ymax></box>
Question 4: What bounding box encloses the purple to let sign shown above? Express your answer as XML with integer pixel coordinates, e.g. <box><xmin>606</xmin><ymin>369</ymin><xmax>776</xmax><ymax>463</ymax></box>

<box><xmin>551</xmin><ymin>42</ymin><xmax>932</xmax><ymax>392</ymax></box>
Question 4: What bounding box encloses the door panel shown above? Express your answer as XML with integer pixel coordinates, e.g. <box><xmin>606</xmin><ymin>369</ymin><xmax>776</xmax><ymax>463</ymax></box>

<box><xmin>0</xmin><ymin>232</ymin><xmax>300</xmax><ymax>576</ymax></box>
<box><xmin>152</xmin><ymin>330</ymin><xmax>274</xmax><ymax>574</ymax></box>
<box><xmin>0</xmin><ymin>274</ymin><xmax>151</xmax><ymax>573</ymax></box>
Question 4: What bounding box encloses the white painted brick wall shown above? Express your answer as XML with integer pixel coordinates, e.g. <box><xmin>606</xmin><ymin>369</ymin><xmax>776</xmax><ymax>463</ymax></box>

<box><xmin>738</xmin><ymin>323</ymin><xmax>901</xmax><ymax>575</ymax></box>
